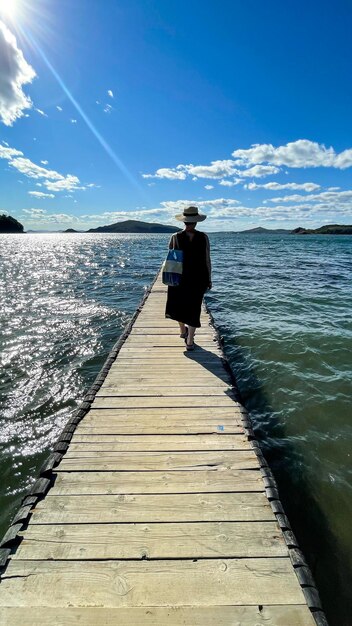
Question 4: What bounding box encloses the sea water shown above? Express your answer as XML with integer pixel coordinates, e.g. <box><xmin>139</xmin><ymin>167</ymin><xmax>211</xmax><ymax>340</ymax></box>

<box><xmin>0</xmin><ymin>232</ymin><xmax>351</xmax><ymax>624</ymax></box>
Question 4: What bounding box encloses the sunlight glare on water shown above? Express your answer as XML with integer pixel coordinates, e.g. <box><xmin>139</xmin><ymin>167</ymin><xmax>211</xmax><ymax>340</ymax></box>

<box><xmin>1</xmin><ymin>231</ymin><xmax>352</xmax><ymax>624</ymax></box>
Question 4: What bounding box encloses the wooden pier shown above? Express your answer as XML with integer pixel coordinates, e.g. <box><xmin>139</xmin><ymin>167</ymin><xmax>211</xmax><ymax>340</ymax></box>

<box><xmin>0</xmin><ymin>271</ymin><xmax>325</xmax><ymax>625</ymax></box>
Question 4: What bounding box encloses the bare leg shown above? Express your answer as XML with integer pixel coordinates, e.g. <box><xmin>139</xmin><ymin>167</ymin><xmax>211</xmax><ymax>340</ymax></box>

<box><xmin>186</xmin><ymin>325</ymin><xmax>196</xmax><ymax>346</ymax></box>
<box><xmin>178</xmin><ymin>321</ymin><xmax>186</xmax><ymax>334</ymax></box>
<box><xmin>178</xmin><ymin>321</ymin><xmax>189</xmax><ymax>338</ymax></box>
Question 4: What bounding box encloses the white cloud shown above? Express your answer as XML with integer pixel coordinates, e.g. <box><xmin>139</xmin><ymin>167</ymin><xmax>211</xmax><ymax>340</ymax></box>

<box><xmin>103</xmin><ymin>103</ymin><xmax>113</xmax><ymax>113</ymax></box>
<box><xmin>28</xmin><ymin>191</ymin><xmax>55</xmax><ymax>199</ymax></box>
<box><xmin>41</xmin><ymin>160</ymin><xmax>49</xmax><ymax>165</ymax></box>
<box><xmin>187</xmin><ymin>160</ymin><xmax>241</xmax><ymax>179</ymax></box>
<box><xmin>22</xmin><ymin>208</ymin><xmax>79</xmax><ymax>224</ymax></box>
<box><xmin>246</xmin><ymin>181</ymin><xmax>320</xmax><ymax>191</ymax></box>
<box><xmin>144</xmin><ymin>139</ymin><xmax>352</xmax><ymax>188</ymax></box>
<box><xmin>205</xmin><ymin>185</ymin><xmax>214</xmax><ymax>190</ymax></box>
<box><xmin>35</xmin><ymin>108</ymin><xmax>47</xmax><ymax>117</ymax></box>
<box><xmin>232</xmin><ymin>139</ymin><xmax>352</xmax><ymax>170</ymax></box>
<box><xmin>107</xmin><ymin>90</ymin><xmax>114</xmax><ymax>98</ymax></box>
<box><xmin>0</xmin><ymin>144</ymin><xmax>22</xmax><ymax>159</ymax></box>
<box><xmin>23</xmin><ymin>208</ymin><xmax>46</xmax><ymax>217</ymax></box>
<box><xmin>219</xmin><ymin>178</ymin><xmax>241</xmax><ymax>187</ymax></box>
<box><xmin>1</xmin><ymin>141</ymin><xmax>90</xmax><ymax>192</ymax></box>
<box><xmin>267</xmin><ymin>190</ymin><xmax>352</xmax><ymax>204</ymax></box>
<box><xmin>18</xmin><ymin>188</ymin><xmax>352</xmax><ymax>232</ymax></box>
<box><xmin>143</xmin><ymin>167</ymin><xmax>187</xmax><ymax>180</ymax></box>
<box><xmin>237</xmin><ymin>164</ymin><xmax>280</xmax><ymax>178</ymax></box>
<box><xmin>0</xmin><ymin>21</ymin><xmax>36</xmax><ymax>126</ymax></box>
<box><xmin>70</xmin><ymin>119</ymin><xmax>77</xmax><ymax>124</ymax></box>
<box><xmin>44</xmin><ymin>175</ymin><xmax>82</xmax><ymax>192</ymax></box>
<box><xmin>143</xmin><ymin>160</ymin><xmax>279</xmax><ymax>182</ymax></box>
<box><xmin>56</xmin><ymin>106</ymin><xmax>63</xmax><ymax>112</ymax></box>
<box><xmin>143</xmin><ymin>160</ymin><xmax>243</xmax><ymax>180</ymax></box>
<box><xmin>10</xmin><ymin>157</ymin><xmax>65</xmax><ymax>180</ymax></box>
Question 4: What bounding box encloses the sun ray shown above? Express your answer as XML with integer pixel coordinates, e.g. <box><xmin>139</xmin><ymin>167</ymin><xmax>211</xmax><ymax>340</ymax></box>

<box><xmin>14</xmin><ymin>20</ymin><xmax>148</xmax><ymax>198</ymax></box>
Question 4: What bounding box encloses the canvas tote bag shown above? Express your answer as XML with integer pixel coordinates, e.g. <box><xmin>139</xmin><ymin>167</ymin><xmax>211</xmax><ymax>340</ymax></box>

<box><xmin>162</xmin><ymin>233</ymin><xmax>183</xmax><ymax>286</ymax></box>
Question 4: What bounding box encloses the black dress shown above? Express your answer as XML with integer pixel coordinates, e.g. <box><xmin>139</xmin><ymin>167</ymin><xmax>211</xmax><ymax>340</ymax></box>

<box><xmin>165</xmin><ymin>230</ymin><xmax>210</xmax><ymax>328</ymax></box>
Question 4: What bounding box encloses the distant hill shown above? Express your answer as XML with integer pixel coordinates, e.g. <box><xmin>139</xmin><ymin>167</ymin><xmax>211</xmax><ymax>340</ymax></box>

<box><xmin>63</xmin><ymin>228</ymin><xmax>81</xmax><ymax>233</ymax></box>
<box><xmin>238</xmin><ymin>227</ymin><xmax>291</xmax><ymax>234</ymax></box>
<box><xmin>292</xmin><ymin>224</ymin><xmax>352</xmax><ymax>235</ymax></box>
<box><xmin>0</xmin><ymin>214</ymin><xmax>24</xmax><ymax>233</ymax></box>
<box><xmin>88</xmin><ymin>219</ymin><xmax>181</xmax><ymax>233</ymax></box>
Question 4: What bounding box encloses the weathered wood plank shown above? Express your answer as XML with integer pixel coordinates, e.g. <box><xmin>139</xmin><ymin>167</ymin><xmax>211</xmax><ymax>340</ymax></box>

<box><xmin>68</xmin><ymin>434</ymin><xmax>251</xmax><ymax>451</ymax></box>
<box><xmin>15</xmin><ymin>522</ymin><xmax>287</xmax><ymax>560</ymax></box>
<box><xmin>51</xmin><ymin>469</ymin><xmax>263</xmax><ymax>495</ymax></box>
<box><xmin>124</xmin><ymin>333</ymin><xmax>217</xmax><ymax>350</ymax></box>
<box><xmin>0</xmin><ymin>606</ymin><xmax>317</xmax><ymax>626</ymax></box>
<box><xmin>76</xmin><ymin>420</ymin><xmax>244</xmax><ymax>435</ymax></box>
<box><xmin>91</xmin><ymin>397</ymin><xmax>240</xmax><ymax>408</ymax></box>
<box><xmin>102</xmin><ymin>375</ymin><xmax>231</xmax><ymax>383</ymax></box>
<box><xmin>0</xmin><ymin>559</ymin><xmax>307</xmax><ymax>607</ymax></box>
<box><xmin>84</xmin><ymin>402</ymin><xmax>247</xmax><ymax>414</ymax></box>
<box><xmin>57</xmin><ymin>450</ymin><xmax>258</xmax><ymax>471</ymax></box>
<box><xmin>75</xmin><ymin>424</ymin><xmax>244</xmax><ymax>435</ymax></box>
<box><xmin>132</xmin><ymin>327</ymin><xmax>213</xmax><ymax>333</ymax></box>
<box><xmin>96</xmin><ymin>387</ymin><xmax>233</xmax><ymax>397</ymax></box>
<box><xmin>34</xmin><ymin>492</ymin><xmax>274</xmax><ymax>523</ymax></box>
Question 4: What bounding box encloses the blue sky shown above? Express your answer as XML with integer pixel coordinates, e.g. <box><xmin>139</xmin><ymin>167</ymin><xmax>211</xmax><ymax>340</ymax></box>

<box><xmin>1</xmin><ymin>0</ymin><xmax>352</xmax><ymax>232</ymax></box>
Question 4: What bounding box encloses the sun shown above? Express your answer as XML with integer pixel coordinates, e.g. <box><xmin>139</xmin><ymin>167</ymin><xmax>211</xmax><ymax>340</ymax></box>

<box><xmin>0</xmin><ymin>0</ymin><xmax>20</xmax><ymax>19</ymax></box>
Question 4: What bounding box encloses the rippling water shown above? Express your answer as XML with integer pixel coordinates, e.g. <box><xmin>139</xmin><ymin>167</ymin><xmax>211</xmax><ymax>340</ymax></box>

<box><xmin>1</xmin><ymin>232</ymin><xmax>351</xmax><ymax>624</ymax></box>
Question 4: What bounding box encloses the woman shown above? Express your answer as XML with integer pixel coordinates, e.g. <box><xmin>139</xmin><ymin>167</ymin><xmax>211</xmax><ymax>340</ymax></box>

<box><xmin>165</xmin><ymin>206</ymin><xmax>212</xmax><ymax>351</ymax></box>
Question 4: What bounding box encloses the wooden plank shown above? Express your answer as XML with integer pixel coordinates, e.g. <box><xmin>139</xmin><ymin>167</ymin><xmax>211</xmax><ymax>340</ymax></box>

<box><xmin>123</xmin><ymin>338</ymin><xmax>217</xmax><ymax>345</ymax></box>
<box><xmin>33</xmin><ymin>492</ymin><xmax>274</xmax><ymax>523</ymax></box>
<box><xmin>51</xmin><ymin>470</ymin><xmax>263</xmax><ymax>495</ymax></box>
<box><xmin>101</xmin><ymin>380</ymin><xmax>232</xmax><ymax>387</ymax></box>
<box><xmin>78</xmin><ymin>417</ymin><xmax>244</xmax><ymax>426</ymax></box>
<box><xmin>96</xmin><ymin>387</ymin><xmax>234</xmax><ymax>397</ymax></box>
<box><xmin>0</xmin><ymin>606</ymin><xmax>317</xmax><ymax>626</ymax></box>
<box><xmin>0</xmin><ymin>559</ymin><xmax>307</xmax><ymax>607</ymax></box>
<box><xmin>68</xmin><ymin>434</ymin><xmax>251</xmax><ymax>451</ymax></box>
<box><xmin>97</xmin><ymin>383</ymin><xmax>233</xmax><ymax>399</ymax></box>
<box><xmin>91</xmin><ymin>397</ymin><xmax>240</xmax><ymax>408</ymax></box>
<box><xmin>132</xmin><ymin>327</ymin><xmax>213</xmax><ymax>333</ymax></box>
<box><xmin>83</xmin><ymin>407</ymin><xmax>245</xmax><ymax>417</ymax></box>
<box><xmin>75</xmin><ymin>424</ymin><xmax>244</xmax><ymax>435</ymax></box>
<box><xmin>103</xmin><ymin>373</ymin><xmax>231</xmax><ymax>381</ymax></box>
<box><xmin>77</xmin><ymin>421</ymin><xmax>244</xmax><ymax>430</ymax></box>
<box><xmin>57</xmin><ymin>450</ymin><xmax>258</xmax><ymax>471</ymax></box>
<box><xmin>117</xmin><ymin>348</ymin><xmax>222</xmax><ymax>356</ymax></box>
<box><xmin>87</xmin><ymin>401</ymin><xmax>247</xmax><ymax>412</ymax></box>
<box><xmin>15</xmin><ymin>521</ymin><xmax>287</xmax><ymax>560</ymax></box>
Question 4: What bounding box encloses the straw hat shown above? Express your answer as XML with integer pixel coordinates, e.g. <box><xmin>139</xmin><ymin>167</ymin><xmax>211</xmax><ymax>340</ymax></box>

<box><xmin>175</xmin><ymin>205</ymin><xmax>207</xmax><ymax>222</ymax></box>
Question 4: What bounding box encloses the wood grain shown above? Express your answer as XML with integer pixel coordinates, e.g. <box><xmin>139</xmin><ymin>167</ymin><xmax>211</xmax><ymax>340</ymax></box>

<box><xmin>34</xmin><ymin>492</ymin><xmax>274</xmax><ymax>524</ymax></box>
<box><xmin>51</xmin><ymin>469</ymin><xmax>263</xmax><ymax>495</ymax></box>
<box><xmin>0</xmin><ymin>606</ymin><xmax>317</xmax><ymax>626</ymax></box>
<box><xmin>15</xmin><ymin>522</ymin><xmax>287</xmax><ymax>560</ymax></box>
<box><xmin>68</xmin><ymin>434</ymin><xmax>251</xmax><ymax>451</ymax></box>
<box><xmin>0</xmin><ymin>559</ymin><xmax>306</xmax><ymax>607</ymax></box>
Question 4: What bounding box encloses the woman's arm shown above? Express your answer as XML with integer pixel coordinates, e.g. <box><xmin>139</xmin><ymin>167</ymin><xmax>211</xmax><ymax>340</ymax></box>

<box><xmin>205</xmin><ymin>234</ymin><xmax>212</xmax><ymax>289</ymax></box>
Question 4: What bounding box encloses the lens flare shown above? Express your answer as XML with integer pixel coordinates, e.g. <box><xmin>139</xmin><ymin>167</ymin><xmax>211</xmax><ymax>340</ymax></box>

<box><xmin>0</xmin><ymin>0</ymin><xmax>19</xmax><ymax>19</ymax></box>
